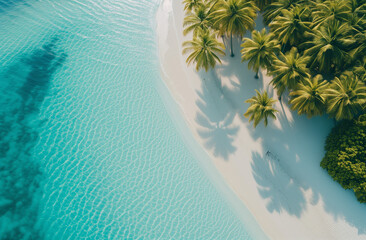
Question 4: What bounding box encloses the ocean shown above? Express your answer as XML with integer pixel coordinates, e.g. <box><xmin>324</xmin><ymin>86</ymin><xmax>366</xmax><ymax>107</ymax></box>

<box><xmin>0</xmin><ymin>0</ymin><xmax>260</xmax><ymax>239</ymax></box>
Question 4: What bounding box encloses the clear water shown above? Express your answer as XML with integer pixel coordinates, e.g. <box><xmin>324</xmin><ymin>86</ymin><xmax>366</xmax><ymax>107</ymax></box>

<box><xmin>0</xmin><ymin>0</ymin><xmax>260</xmax><ymax>239</ymax></box>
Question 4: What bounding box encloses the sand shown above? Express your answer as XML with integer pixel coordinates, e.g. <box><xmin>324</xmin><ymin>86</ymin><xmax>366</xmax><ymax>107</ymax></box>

<box><xmin>156</xmin><ymin>0</ymin><xmax>366</xmax><ymax>239</ymax></box>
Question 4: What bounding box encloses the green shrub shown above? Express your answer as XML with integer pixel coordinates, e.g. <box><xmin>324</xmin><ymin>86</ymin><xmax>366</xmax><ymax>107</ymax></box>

<box><xmin>321</xmin><ymin>114</ymin><xmax>366</xmax><ymax>203</ymax></box>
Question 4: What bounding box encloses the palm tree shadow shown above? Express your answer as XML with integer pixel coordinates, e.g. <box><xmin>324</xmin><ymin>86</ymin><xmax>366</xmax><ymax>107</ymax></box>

<box><xmin>248</xmin><ymin>111</ymin><xmax>366</xmax><ymax>235</ymax></box>
<box><xmin>251</xmin><ymin>151</ymin><xmax>306</xmax><ymax>217</ymax></box>
<box><xmin>195</xmin><ymin>72</ymin><xmax>239</xmax><ymax>160</ymax></box>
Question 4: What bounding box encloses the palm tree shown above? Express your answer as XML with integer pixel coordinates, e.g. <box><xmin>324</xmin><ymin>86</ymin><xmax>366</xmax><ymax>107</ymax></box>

<box><xmin>182</xmin><ymin>29</ymin><xmax>225</xmax><ymax>71</ymax></box>
<box><xmin>241</xmin><ymin>29</ymin><xmax>280</xmax><ymax>78</ymax></box>
<box><xmin>352</xmin><ymin>28</ymin><xmax>366</xmax><ymax>60</ymax></box>
<box><xmin>183</xmin><ymin>0</ymin><xmax>203</xmax><ymax>12</ymax></box>
<box><xmin>289</xmin><ymin>75</ymin><xmax>329</xmax><ymax>117</ymax></box>
<box><xmin>210</xmin><ymin>0</ymin><xmax>258</xmax><ymax>57</ymax></box>
<box><xmin>349</xmin><ymin>0</ymin><xmax>366</xmax><ymax>19</ymax></box>
<box><xmin>269</xmin><ymin>47</ymin><xmax>311</xmax><ymax>97</ymax></box>
<box><xmin>353</xmin><ymin>57</ymin><xmax>366</xmax><ymax>82</ymax></box>
<box><xmin>325</xmin><ymin>72</ymin><xmax>366</xmax><ymax>120</ymax></box>
<box><xmin>269</xmin><ymin>6</ymin><xmax>312</xmax><ymax>47</ymax></box>
<box><xmin>253</xmin><ymin>0</ymin><xmax>274</xmax><ymax>11</ymax></box>
<box><xmin>183</xmin><ymin>5</ymin><xmax>212</xmax><ymax>36</ymax></box>
<box><xmin>244</xmin><ymin>90</ymin><xmax>278</xmax><ymax>128</ymax></box>
<box><xmin>303</xmin><ymin>20</ymin><xmax>355</xmax><ymax>75</ymax></box>
<box><xmin>263</xmin><ymin>0</ymin><xmax>303</xmax><ymax>25</ymax></box>
<box><xmin>311</xmin><ymin>0</ymin><xmax>351</xmax><ymax>29</ymax></box>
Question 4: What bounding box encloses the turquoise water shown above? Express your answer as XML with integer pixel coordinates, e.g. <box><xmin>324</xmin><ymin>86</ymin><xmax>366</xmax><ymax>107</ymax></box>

<box><xmin>0</xmin><ymin>0</ymin><xmax>261</xmax><ymax>239</ymax></box>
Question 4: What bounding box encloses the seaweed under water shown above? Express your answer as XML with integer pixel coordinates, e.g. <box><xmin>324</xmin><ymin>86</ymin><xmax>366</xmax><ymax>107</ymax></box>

<box><xmin>0</xmin><ymin>38</ymin><xmax>66</xmax><ymax>240</ymax></box>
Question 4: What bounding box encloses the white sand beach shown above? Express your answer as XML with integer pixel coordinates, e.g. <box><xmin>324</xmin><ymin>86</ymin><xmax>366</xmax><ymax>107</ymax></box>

<box><xmin>156</xmin><ymin>0</ymin><xmax>366</xmax><ymax>239</ymax></box>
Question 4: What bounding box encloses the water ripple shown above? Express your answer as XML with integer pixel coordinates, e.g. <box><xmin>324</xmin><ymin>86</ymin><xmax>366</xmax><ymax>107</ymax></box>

<box><xmin>0</xmin><ymin>0</ymin><xmax>254</xmax><ymax>239</ymax></box>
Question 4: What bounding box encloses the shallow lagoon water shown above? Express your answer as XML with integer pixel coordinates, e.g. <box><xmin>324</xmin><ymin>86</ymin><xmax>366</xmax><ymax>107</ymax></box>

<box><xmin>0</xmin><ymin>0</ymin><xmax>259</xmax><ymax>239</ymax></box>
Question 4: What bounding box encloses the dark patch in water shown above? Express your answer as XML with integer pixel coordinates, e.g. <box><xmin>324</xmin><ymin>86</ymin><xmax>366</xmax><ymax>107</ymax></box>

<box><xmin>0</xmin><ymin>38</ymin><xmax>67</xmax><ymax>240</ymax></box>
<box><xmin>0</xmin><ymin>0</ymin><xmax>33</xmax><ymax>11</ymax></box>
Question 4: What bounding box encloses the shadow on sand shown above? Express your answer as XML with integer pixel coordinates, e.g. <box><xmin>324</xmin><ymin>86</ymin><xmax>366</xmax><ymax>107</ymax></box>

<box><xmin>193</xmin><ymin>33</ymin><xmax>366</xmax><ymax>235</ymax></box>
<box><xmin>195</xmin><ymin>72</ymin><xmax>239</xmax><ymax>160</ymax></box>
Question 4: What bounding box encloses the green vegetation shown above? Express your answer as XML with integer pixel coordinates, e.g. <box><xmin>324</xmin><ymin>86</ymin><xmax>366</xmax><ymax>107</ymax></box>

<box><xmin>181</xmin><ymin>0</ymin><xmax>366</xmax><ymax>202</ymax></box>
<box><xmin>325</xmin><ymin>72</ymin><xmax>366</xmax><ymax>120</ymax></box>
<box><xmin>289</xmin><ymin>74</ymin><xmax>329</xmax><ymax>118</ymax></box>
<box><xmin>210</xmin><ymin>0</ymin><xmax>258</xmax><ymax>56</ymax></box>
<box><xmin>270</xmin><ymin>47</ymin><xmax>311</xmax><ymax>97</ymax></box>
<box><xmin>182</xmin><ymin>0</ymin><xmax>366</xmax><ymax>126</ymax></box>
<box><xmin>241</xmin><ymin>29</ymin><xmax>280</xmax><ymax>78</ymax></box>
<box><xmin>321</xmin><ymin>115</ymin><xmax>366</xmax><ymax>203</ymax></box>
<box><xmin>244</xmin><ymin>90</ymin><xmax>278</xmax><ymax>127</ymax></box>
<box><xmin>182</xmin><ymin>29</ymin><xmax>225</xmax><ymax>71</ymax></box>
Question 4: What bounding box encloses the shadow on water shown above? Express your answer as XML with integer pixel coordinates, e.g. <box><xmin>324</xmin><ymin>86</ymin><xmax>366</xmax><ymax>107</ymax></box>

<box><xmin>0</xmin><ymin>38</ymin><xmax>67</xmax><ymax>239</ymax></box>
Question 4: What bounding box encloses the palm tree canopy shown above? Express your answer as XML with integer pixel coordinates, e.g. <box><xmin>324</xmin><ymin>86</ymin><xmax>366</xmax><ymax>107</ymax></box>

<box><xmin>352</xmin><ymin>28</ymin><xmax>366</xmax><ymax>59</ymax></box>
<box><xmin>182</xmin><ymin>29</ymin><xmax>225</xmax><ymax>71</ymax></box>
<box><xmin>353</xmin><ymin>57</ymin><xmax>366</xmax><ymax>82</ymax></box>
<box><xmin>244</xmin><ymin>90</ymin><xmax>278</xmax><ymax>128</ymax></box>
<box><xmin>289</xmin><ymin>74</ymin><xmax>329</xmax><ymax>117</ymax></box>
<box><xmin>349</xmin><ymin>0</ymin><xmax>366</xmax><ymax>18</ymax></box>
<box><xmin>312</xmin><ymin>0</ymin><xmax>351</xmax><ymax>29</ymax></box>
<box><xmin>183</xmin><ymin>0</ymin><xmax>204</xmax><ymax>12</ymax></box>
<box><xmin>183</xmin><ymin>5</ymin><xmax>212</xmax><ymax>36</ymax></box>
<box><xmin>263</xmin><ymin>0</ymin><xmax>303</xmax><ymax>25</ymax></box>
<box><xmin>269</xmin><ymin>6</ymin><xmax>312</xmax><ymax>46</ymax></box>
<box><xmin>210</xmin><ymin>0</ymin><xmax>258</xmax><ymax>36</ymax></box>
<box><xmin>253</xmin><ymin>0</ymin><xmax>274</xmax><ymax>11</ymax></box>
<box><xmin>270</xmin><ymin>47</ymin><xmax>311</xmax><ymax>96</ymax></box>
<box><xmin>325</xmin><ymin>72</ymin><xmax>366</xmax><ymax>120</ymax></box>
<box><xmin>303</xmin><ymin>20</ymin><xmax>355</xmax><ymax>75</ymax></box>
<box><xmin>241</xmin><ymin>28</ymin><xmax>280</xmax><ymax>74</ymax></box>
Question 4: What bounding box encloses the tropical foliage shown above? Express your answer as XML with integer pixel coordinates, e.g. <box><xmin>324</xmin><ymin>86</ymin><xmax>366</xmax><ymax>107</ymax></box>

<box><xmin>244</xmin><ymin>90</ymin><xmax>278</xmax><ymax>127</ymax></box>
<box><xmin>183</xmin><ymin>0</ymin><xmax>204</xmax><ymax>11</ymax></box>
<box><xmin>270</xmin><ymin>47</ymin><xmax>310</xmax><ymax>96</ymax></box>
<box><xmin>241</xmin><ymin>29</ymin><xmax>280</xmax><ymax>78</ymax></box>
<box><xmin>183</xmin><ymin>29</ymin><xmax>225</xmax><ymax>71</ymax></box>
<box><xmin>183</xmin><ymin>5</ymin><xmax>212</xmax><ymax>36</ymax></box>
<box><xmin>312</xmin><ymin>0</ymin><xmax>351</xmax><ymax>29</ymax></box>
<box><xmin>269</xmin><ymin>6</ymin><xmax>311</xmax><ymax>47</ymax></box>
<box><xmin>289</xmin><ymin>75</ymin><xmax>329</xmax><ymax>117</ymax></box>
<box><xmin>321</xmin><ymin>115</ymin><xmax>366</xmax><ymax>203</ymax></box>
<box><xmin>210</xmin><ymin>0</ymin><xmax>258</xmax><ymax>56</ymax></box>
<box><xmin>181</xmin><ymin>0</ymin><xmax>366</xmax><ymax>122</ymax></box>
<box><xmin>303</xmin><ymin>20</ymin><xmax>354</xmax><ymax>75</ymax></box>
<box><xmin>263</xmin><ymin>0</ymin><xmax>303</xmax><ymax>25</ymax></box>
<box><xmin>180</xmin><ymin>0</ymin><xmax>366</xmax><ymax>204</ymax></box>
<box><xmin>325</xmin><ymin>73</ymin><xmax>366</xmax><ymax>120</ymax></box>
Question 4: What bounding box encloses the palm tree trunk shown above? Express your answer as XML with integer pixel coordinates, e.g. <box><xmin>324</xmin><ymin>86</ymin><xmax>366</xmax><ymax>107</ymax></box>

<box><xmin>255</xmin><ymin>71</ymin><xmax>259</xmax><ymax>79</ymax></box>
<box><xmin>230</xmin><ymin>32</ymin><xmax>234</xmax><ymax>57</ymax></box>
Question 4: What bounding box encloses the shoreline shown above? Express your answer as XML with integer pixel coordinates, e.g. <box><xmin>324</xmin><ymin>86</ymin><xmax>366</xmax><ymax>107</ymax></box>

<box><xmin>155</xmin><ymin>0</ymin><xmax>366</xmax><ymax>239</ymax></box>
<box><xmin>154</xmin><ymin>1</ymin><xmax>269</xmax><ymax>239</ymax></box>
